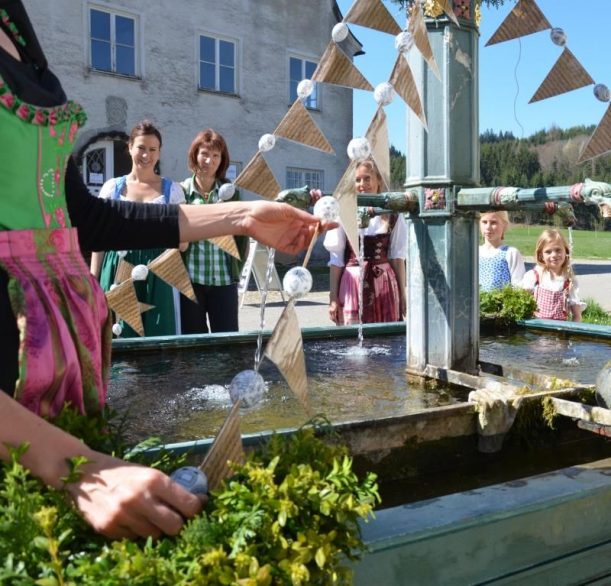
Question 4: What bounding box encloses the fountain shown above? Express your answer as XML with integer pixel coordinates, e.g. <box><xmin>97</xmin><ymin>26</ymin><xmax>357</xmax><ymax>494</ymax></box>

<box><xmin>105</xmin><ymin>2</ymin><xmax>611</xmax><ymax>583</ymax></box>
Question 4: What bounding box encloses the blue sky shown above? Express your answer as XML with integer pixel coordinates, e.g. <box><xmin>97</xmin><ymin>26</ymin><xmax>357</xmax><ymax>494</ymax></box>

<box><xmin>335</xmin><ymin>0</ymin><xmax>609</xmax><ymax>153</ymax></box>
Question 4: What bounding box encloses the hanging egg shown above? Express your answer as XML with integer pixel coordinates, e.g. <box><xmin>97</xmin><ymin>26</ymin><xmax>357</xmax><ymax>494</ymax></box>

<box><xmin>117</xmin><ymin>250</ymin><xmax>128</xmax><ymax>258</ymax></box>
<box><xmin>374</xmin><ymin>82</ymin><xmax>395</xmax><ymax>107</ymax></box>
<box><xmin>258</xmin><ymin>133</ymin><xmax>276</xmax><ymax>152</ymax></box>
<box><xmin>218</xmin><ymin>182</ymin><xmax>236</xmax><ymax>201</ymax></box>
<box><xmin>550</xmin><ymin>27</ymin><xmax>567</xmax><ymax>47</ymax></box>
<box><xmin>594</xmin><ymin>84</ymin><xmax>610</xmax><ymax>103</ymax></box>
<box><xmin>331</xmin><ymin>22</ymin><xmax>349</xmax><ymax>43</ymax></box>
<box><xmin>282</xmin><ymin>266</ymin><xmax>313</xmax><ymax>299</ymax></box>
<box><xmin>395</xmin><ymin>31</ymin><xmax>414</xmax><ymax>54</ymax></box>
<box><xmin>112</xmin><ymin>322</ymin><xmax>123</xmax><ymax>337</ymax></box>
<box><xmin>170</xmin><ymin>466</ymin><xmax>208</xmax><ymax>495</ymax></box>
<box><xmin>229</xmin><ymin>370</ymin><xmax>266</xmax><ymax>407</ymax></box>
<box><xmin>131</xmin><ymin>264</ymin><xmax>149</xmax><ymax>281</ymax></box>
<box><xmin>313</xmin><ymin>195</ymin><xmax>340</xmax><ymax>222</ymax></box>
<box><xmin>347</xmin><ymin>137</ymin><xmax>371</xmax><ymax>162</ymax></box>
<box><xmin>297</xmin><ymin>79</ymin><xmax>315</xmax><ymax>99</ymax></box>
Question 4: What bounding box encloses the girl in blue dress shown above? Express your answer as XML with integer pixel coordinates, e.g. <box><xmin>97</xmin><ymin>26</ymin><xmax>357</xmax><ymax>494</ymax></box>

<box><xmin>479</xmin><ymin>211</ymin><xmax>525</xmax><ymax>291</ymax></box>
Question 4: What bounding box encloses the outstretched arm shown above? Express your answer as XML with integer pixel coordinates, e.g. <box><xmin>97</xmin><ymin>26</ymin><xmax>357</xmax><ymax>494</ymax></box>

<box><xmin>0</xmin><ymin>392</ymin><xmax>203</xmax><ymax>540</ymax></box>
<box><xmin>178</xmin><ymin>200</ymin><xmax>335</xmax><ymax>256</ymax></box>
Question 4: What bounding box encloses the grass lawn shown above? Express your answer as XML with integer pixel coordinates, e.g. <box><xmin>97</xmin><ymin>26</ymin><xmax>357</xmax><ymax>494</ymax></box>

<box><xmin>504</xmin><ymin>225</ymin><xmax>611</xmax><ymax>260</ymax></box>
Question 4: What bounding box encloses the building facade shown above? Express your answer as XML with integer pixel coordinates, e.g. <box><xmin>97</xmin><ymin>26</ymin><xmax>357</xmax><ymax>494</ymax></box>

<box><xmin>24</xmin><ymin>0</ymin><xmax>361</xmax><ymax>199</ymax></box>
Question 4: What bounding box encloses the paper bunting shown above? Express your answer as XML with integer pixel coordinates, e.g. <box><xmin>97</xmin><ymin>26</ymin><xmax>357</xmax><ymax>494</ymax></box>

<box><xmin>390</xmin><ymin>54</ymin><xmax>428</xmax><ymax>130</ymax></box>
<box><xmin>264</xmin><ymin>300</ymin><xmax>309</xmax><ymax>411</ymax></box>
<box><xmin>408</xmin><ymin>2</ymin><xmax>441</xmax><ymax>80</ymax></box>
<box><xmin>234</xmin><ymin>151</ymin><xmax>281</xmax><ymax>200</ymax></box>
<box><xmin>201</xmin><ymin>401</ymin><xmax>245</xmax><ymax>492</ymax></box>
<box><xmin>365</xmin><ymin>107</ymin><xmax>391</xmax><ymax>191</ymax></box>
<box><xmin>578</xmin><ymin>105</ymin><xmax>611</xmax><ymax>163</ymax></box>
<box><xmin>105</xmin><ymin>280</ymin><xmax>144</xmax><ymax>336</ymax></box>
<box><xmin>147</xmin><ymin>248</ymin><xmax>196</xmax><ymax>302</ymax></box>
<box><xmin>333</xmin><ymin>160</ymin><xmax>360</xmax><ymax>260</ymax></box>
<box><xmin>312</xmin><ymin>42</ymin><xmax>373</xmax><ymax>92</ymax></box>
<box><xmin>529</xmin><ymin>48</ymin><xmax>594</xmax><ymax>103</ymax></box>
<box><xmin>437</xmin><ymin>0</ymin><xmax>459</xmax><ymax>27</ymax></box>
<box><xmin>274</xmin><ymin>99</ymin><xmax>334</xmax><ymax>154</ymax></box>
<box><xmin>114</xmin><ymin>259</ymin><xmax>134</xmax><ymax>285</ymax></box>
<box><xmin>344</xmin><ymin>0</ymin><xmax>401</xmax><ymax>36</ymax></box>
<box><xmin>486</xmin><ymin>0</ymin><xmax>551</xmax><ymax>46</ymax></box>
<box><xmin>208</xmin><ymin>235</ymin><xmax>240</xmax><ymax>259</ymax></box>
<box><xmin>138</xmin><ymin>302</ymin><xmax>155</xmax><ymax>314</ymax></box>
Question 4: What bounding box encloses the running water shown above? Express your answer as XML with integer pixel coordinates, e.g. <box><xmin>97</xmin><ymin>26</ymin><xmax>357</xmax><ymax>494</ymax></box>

<box><xmin>357</xmin><ymin>230</ymin><xmax>365</xmax><ymax>349</ymax></box>
<box><xmin>563</xmin><ymin>226</ymin><xmax>580</xmax><ymax>365</ymax></box>
<box><xmin>254</xmin><ymin>246</ymin><xmax>276</xmax><ymax>372</ymax></box>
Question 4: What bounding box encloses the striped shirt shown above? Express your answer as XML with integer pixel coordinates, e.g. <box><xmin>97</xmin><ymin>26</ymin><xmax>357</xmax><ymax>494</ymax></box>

<box><xmin>181</xmin><ymin>176</ymin><xmax>233</xmax><ymax>286</ymax></box>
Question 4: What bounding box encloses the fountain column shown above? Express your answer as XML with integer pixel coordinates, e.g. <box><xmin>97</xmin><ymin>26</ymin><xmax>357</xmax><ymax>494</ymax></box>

<box><xmin>405</xmin><ymin>7</ymin><xmax>480</xmax><ymax>374</ymax></box>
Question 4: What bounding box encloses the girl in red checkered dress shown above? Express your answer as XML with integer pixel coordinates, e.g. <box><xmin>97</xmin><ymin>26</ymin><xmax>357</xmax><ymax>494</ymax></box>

<box><xmin>521</xmin><ymin>229</ymin><xmax>585</xmax><ymax>321</ymax></box>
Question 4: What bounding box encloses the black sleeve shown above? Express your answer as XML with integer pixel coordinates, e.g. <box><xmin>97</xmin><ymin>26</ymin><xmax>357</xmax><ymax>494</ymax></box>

<box><xmin>65</xmin><ymin>158</ymin><xmax>180</xmax><ymax>252</ymax></box>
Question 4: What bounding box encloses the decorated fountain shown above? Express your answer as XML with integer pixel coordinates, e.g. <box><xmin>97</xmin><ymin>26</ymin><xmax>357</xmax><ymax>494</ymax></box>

<box><xmin>101</xmin><ymin>0</ymin><xmax>611</xmax><ymax>583</ymax></box>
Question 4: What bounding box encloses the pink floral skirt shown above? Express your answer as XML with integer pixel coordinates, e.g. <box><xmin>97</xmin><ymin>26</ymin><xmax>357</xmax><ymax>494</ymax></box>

<box><xmin>0</xmin><ymin>228</ymin><xmax>111</xmax><ymax>418</ymax></box>
<box><xmin>338</xmin><ymin>262</ymin><xmax>400</xmax><ymax>325</ymax></box>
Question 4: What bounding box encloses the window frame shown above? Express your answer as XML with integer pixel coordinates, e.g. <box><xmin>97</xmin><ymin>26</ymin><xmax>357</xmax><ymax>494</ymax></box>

<box><xmin>285</xmin><ymin>167</ymin><xmax>324</xmax><ymax>191</ymax></box>
<box><xmin>288</xmin><ymin>54</ymin><xmax>319</xmax><ymax>111</ymax></box>
<box><xmin>198</xmin><ymin>32</ymin><xmax>239</xmax><ymax>95</ymax></box>
<box><xmin>87</xmin><ymin>4</ymin><xmax>140</xmax><ymax>78</ymax></box>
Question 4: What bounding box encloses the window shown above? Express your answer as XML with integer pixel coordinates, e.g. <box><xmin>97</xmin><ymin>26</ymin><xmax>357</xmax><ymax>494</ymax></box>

<box><xmin>89</xmin><ymin>7</ymin><xmax>137</xmax><ymax>76</ymax></box>
<box><xmin>199</xmin><ymin>35</ymin><xmax>237</xmax><ymax>94</ymax></box>
<box><xmin>286</xmin><ymin>167</ymin><xmax>324</xmax><ymax>190</ymax></box>
<box><xmin>226</xmin><ymin>162</ymin><xmax>241</xmax><ymax>182</ymax></box>
<box><xmin>289</xmin><ymin>57</ymin><xmax>318</xmax><ymax>109</ymax></box>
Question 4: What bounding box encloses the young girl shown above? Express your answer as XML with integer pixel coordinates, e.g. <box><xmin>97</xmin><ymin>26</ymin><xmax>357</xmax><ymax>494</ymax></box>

<box><xmin>323</xmin><ymin>159</ymin><xmax>406</xmax><ymax>325</ymax></box>
<box><xmin>479</xmin><ymin>211</ymin><xmax>525</xmax><ymax>291</ymax></box>
<box><xmin>521</xmin><ymin>229</ymin><xmax>585</xmax><ymax>321</ymax></box>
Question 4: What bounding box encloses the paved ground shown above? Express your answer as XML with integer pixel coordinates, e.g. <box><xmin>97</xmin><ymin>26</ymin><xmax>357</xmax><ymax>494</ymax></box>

<box><xmin>238</xmin><ymin>258</ymin><xmax>611</xmax><ymax>332</ymax></box>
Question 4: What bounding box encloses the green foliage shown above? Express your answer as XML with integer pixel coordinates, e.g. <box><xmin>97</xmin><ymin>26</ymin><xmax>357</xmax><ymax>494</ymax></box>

<box><xmin>582</xmin><ymin>299</ymin><xmax>611</xmax><ymax>326</ymax></box>
<box><xmin>0</xmin><ymin>410</ymin><xmax>379</xmax><ymax>585</ymax></box>
<box><xmin>389</xmin><ymin>145</ymin><xmax>406</xmax><ymax>189</ymax></box>
<box><xmin>480</xmin><ymin>286</ymin><xmax>537</xmax><ymax>324</ymax></box>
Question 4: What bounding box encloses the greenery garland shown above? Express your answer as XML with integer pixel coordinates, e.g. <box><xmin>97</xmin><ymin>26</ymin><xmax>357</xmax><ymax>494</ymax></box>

<box><xmin>0</xmin><ymin>410</ymin><xmax>379</xmax><ymax>585</ymax></box>
<box><xmin>390</xmin><ymin>0</ymin><xmax>508</xmax><ymax>9</ymax></box>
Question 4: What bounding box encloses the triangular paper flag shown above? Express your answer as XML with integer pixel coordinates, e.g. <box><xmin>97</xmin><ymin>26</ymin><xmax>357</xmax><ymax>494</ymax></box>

<box><xmin>274</xmin><ymin>99</ymin><xmax>334</xmax><ymax>154</ymax></box>
<box><xmin>578</xmin><ymin>105</ymin><xmax>611</xmax><ymax>163</ymax></box>
<box><xmin>333</xmin><ymin>161</ymin><xmax>360</xmax><ymax>260</ymax></box>
<box><xmin>106</xmin><ymin>280</ymin><xmax>144</xmax><ymax>336</ymax></box>
<box><xmin>234</xmin><ymin>151</ymin><xmax>281</xmax><ymax>200</ymax></box>
<box><xmin>208</xmin><ymin>235</ymin><xmax>240</xmax><ymax>259</ymax></box>
<box><xmin>529</xmin><ymin>48</ymin><xmax>594</xmax><ymax>103</ymax></box>
<box><xmin>114</xmin><ymin>259</ymin><xmax>134</xmax><ymax>285</ymax></box>
<box><xmin>365</xmin><ymin>107</ymin><xmax>391</xmax><ymax>191</ymax></box>
<box><xmin>408</xmin><ymin>2</ymin><xmax>441</xmax><ymax>80</ymax></box>
<box><xmin>138</xmin><ymin>302</ymin><xmax>155</xmax><ymax>314</ymax></box>
<box><xmin>264</xmin><ymin>300</ymin><xmax>309</xmax><ymax>411</ymax></box>
<box><xmin>201</xmin><ymin>402</ymin><xmax>244</xmax><ymax>492</ymax></box>
<box><xmin>344</xmin><ymin>0</ymin><xmax>401</xmax><ymax>35</ymax></box>
<box><xmin>312</xmin><ymin>42</ymin><xmax>373</xmax><ymax>91</ymax></box>
<box><xmin>390</xmin><ymin>55</ymin><xmax>428</xmax><ymax>130</ymax></box>
<box><xmin>147</xmin><ymin>248</ymin><xmax>196</xmax><ymax>302</ymax></box>
<box><xmin>437</xmin><ymin>0</ymin><xmax>459</xmax><ymax>26</ymax></box>
<box><xmin>486</xmin><ymin>0</ymin><xmax>551</xmax><ymax>46</ymax></box>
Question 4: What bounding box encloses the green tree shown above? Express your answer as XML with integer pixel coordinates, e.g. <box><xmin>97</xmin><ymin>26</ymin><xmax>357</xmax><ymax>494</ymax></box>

<box><xmin>389</xmin><ymin>145</ymin><xmax>406</xmax><ymax>189</ymax></box>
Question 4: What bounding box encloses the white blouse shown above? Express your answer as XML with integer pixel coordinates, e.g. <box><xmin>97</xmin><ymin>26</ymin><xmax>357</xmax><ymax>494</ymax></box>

<box><xmin>98</xmin><ymin>177</ymin><xmax>185</xmax><ymax>204</ymax></box>
<box><xmin>324</xmin><ymin>214</ymin><xmax>407</xmax><ymax>268</ymax></box>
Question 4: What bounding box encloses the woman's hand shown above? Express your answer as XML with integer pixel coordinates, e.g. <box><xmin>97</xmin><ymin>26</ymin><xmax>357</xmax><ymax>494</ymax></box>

<box><xmin>329</xmin><ymin>300</ymin><xmax>340</xmax><ymax>324</ymax></box>
<box><xmin>241</xmin><ymin>201</ymin><xmax>336</xmax><ymax>255</ymax></box>
<box><xmin>65</xmin><ymin>451</ymin><xmax>204</xmax><ymax>540</ymax></box>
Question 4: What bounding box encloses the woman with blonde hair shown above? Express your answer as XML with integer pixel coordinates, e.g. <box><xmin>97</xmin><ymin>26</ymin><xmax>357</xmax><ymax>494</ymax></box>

<box><xmin>323</xmin><ymin>158</ymin><xmax>406</xmax><ymax>324</ymax></box>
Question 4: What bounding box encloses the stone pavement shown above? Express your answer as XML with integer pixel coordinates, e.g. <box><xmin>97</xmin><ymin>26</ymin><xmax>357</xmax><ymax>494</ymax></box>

<box><xmin>238</xmin><ymin>258</ymin><xmax>611</xmax><ymax>332</ymax></box>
